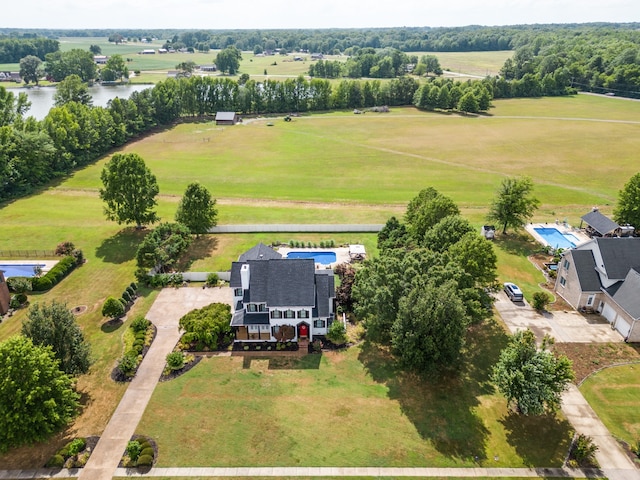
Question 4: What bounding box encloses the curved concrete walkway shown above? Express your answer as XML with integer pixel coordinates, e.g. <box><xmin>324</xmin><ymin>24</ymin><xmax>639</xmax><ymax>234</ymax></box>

<box><xmin>77</xmin><ymin>287</ymin><xmax>233</xmax><ymax>480</ymax></box>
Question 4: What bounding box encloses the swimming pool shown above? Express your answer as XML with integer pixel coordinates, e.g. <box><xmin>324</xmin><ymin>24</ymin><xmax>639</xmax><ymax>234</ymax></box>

<box><xmin>0</xmin><ymin>263</ymin><xmax>45</xmax><ymax>278</ymax></box>
<box><xmin>533</xmin><ymin>227</ymin><xmax>580</xmax><ymax>250</ymax></box>
<box><xmin>286</xmin><ymin>251</ymin><xmax>337</xmax><ymax>264</ymax></box>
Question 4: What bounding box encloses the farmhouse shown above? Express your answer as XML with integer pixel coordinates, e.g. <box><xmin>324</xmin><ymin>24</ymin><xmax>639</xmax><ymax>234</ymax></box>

<box><xmin>94</xmin><ymin>55</ymin><xmax>108</xmax><ymax>65</ymax></box>
<box><xmin>555</xmin><ymin>236</ymin><xmax>640</xmax><ymax>341</ymax></box>
<box><xmin>229</xmin><ymin>244</ymin><xmax>335</xmax><ymax>344</ymax></box>
<box><xmin>215</xmin><ymin>111</ymin><xmax>239</xmax><ymax>125</ymax></box>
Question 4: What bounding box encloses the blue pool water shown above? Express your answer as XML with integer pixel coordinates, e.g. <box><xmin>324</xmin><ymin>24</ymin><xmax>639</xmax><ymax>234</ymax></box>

<box><xmin>287</xmin><ymin>251</ymin><xmax>337</xmax><ymax>264</ymax></box>
<box><xmin>0</xmin><ymin>263</ymin><xmax>45</xmax><ymax>278</ymax></box>
<box><xmin>533</xmin><ymin>227</ymin><xmax>580</xmax><ymax>250</ymax></box>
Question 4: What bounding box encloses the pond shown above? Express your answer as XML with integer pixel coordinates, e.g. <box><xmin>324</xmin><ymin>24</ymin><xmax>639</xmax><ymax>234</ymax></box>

<box><xmin>13</xmin><ymin>84</ymin><xmax>152</xmax><ymax>120</ymax></box>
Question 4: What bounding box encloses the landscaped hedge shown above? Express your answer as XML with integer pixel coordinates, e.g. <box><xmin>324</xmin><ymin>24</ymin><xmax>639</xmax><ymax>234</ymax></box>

<box><xmin>32</xmin><ymin>256</ymin><xmax>77</xmax><ymax>292</ymax></box>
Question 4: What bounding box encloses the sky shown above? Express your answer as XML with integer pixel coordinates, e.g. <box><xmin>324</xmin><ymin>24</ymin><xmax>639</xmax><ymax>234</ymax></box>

<box><xmin>2</xmin><ymin>0</ymin><xmax>640</xmax><ymax>30</ymax></box>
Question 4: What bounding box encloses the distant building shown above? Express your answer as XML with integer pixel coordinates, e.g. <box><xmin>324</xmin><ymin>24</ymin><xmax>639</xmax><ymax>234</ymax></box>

<box><xmin>215</xmin><ymin>111</ymin><xmax>239</xmax><ymax>125</ymax></box>
<box><xmin>140</xmin><ymin>49</ymin><xmax>156</xmax><ymax>55</ymax></box>
<box><xmin>94</xmin><ymin>55</ymin><xmax>108</xmax><ymax>64</ymax></box>
<box><xmin>0</xmin><ymin>270</ymin><xmax>10</xmax><ymax>315</ymax></box>
<box><xmin>200</xmin><ymin>64</ymin><xmax>217</xmax><ymax>72</ymax></box>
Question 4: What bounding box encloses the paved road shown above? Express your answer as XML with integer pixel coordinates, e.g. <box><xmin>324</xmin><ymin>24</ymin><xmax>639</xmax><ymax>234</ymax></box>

<box><xmin>77</xmin><ymin>287</ymin><xmax>233</xmax><ymax>480</ymax></box>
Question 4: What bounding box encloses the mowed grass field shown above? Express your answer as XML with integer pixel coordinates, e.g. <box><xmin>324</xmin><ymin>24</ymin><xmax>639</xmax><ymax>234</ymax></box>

<box><xmin>138</xmin><ymin>320</ymin><xmax>572</xmax><ymax>468</ymax></box>
<box><xmin>0</xmin><ymin>94</ymin><xmax>638</xmax><ymax>468</ymax></box>
<box><xmin>580</xmin><ymin>364</ymin><xmax>640</xmax><ymax>447</ymax></box>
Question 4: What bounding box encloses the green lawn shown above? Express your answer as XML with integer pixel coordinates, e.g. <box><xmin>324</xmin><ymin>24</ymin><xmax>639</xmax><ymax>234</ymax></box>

<box><xmin>580</xmin><ymin>364</ymin><xmax>640</xmax><ymax>447</ymax></box>
<box><xmin>138</xmin><ymin>319</ymin><xmax>572</xmax><ymax>468</ymax></box>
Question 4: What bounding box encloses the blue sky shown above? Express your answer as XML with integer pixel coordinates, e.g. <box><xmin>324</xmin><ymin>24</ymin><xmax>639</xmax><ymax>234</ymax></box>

<box><xmin>2</xmin><ymin>0</ymin><xmax>640</xmax><ymax>29</ymax></box>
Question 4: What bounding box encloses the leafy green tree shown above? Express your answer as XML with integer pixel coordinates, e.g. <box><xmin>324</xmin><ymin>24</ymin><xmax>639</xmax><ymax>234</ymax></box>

<box><xmin>215</xmin><ymin>46</ymin><xmax>242</xmax><ymax>75</ymax></box>
<box><xmin>614</xmin><ymin>172</ymin><xmax>640</xmax><ymax>230</ymax></box>
<box><xmin>99</xmin><ymin>153</ymin><xmax>159</xmax><ymax>228</ymax></box>
<box><xmin>392</xmin><ymin>279</ymin><xmax>467</xmax><ymax>374</ymax></box>
<box><xmin>0</xmin><ymin>86</ymin><xmax>30</xmax><ymax>127</ymax></box>
<box><xmin>491</xmin><ymin>329</ymin><xmax>574</xmax><ymax>415</ymax></box>
<box><xmin>102</xmin><ymin>296</ymin><xmax>125</xmax><ymax>319</ymax></box>
<box><xmin>19</xmin><ymin>55</ymin><xmax>44</xmax><ymax>85</ymax></box>
<box><xmin>421</xmin><ymin>214</ymin><xmax>474</xmax><ymax>252</ymax></box>
<box><xmin>458</xmin><ymin>91</ymin><xmax>480</xmax><ymax>114</ymax></box>
<box><xmin>487</xmin><ymin>176</ymin><xmax>540</xmax><ymax>234</ymax></box>
<box><xmin>448</xmin><ymin>232</ymin><xmax>498</xmax><ymax>287</ymax></box>
<box><xmin>0</xmin><ymin>336</ymin><xmax>79</xmax><ymax>452</ymax></box>
<box><xmin>53</xmin><ymin>74</ymin><xmax>93</xmax><ymax>107</ymax></box>
<box><xmin>89</xmin><ymin>44</ymin><xmax>102</xmax><ymax>55</ymax></box>
<box><xmin>175</xmin><ymin>182</ymin><xmax>218</xmax><ymax>234</ymax></box>
<box><xmin>136</xmin><ymin>222</ymin><xmax>192</xmax><ymax>272</ymax></box>
<box><xmin>176</xmin><ymin>61</ymin><xmax>197</xmax><ymax>74</ymax></box>
<box><xmin>377</xmin><ymin>216</ymin><xmax>410</xmax><ymax>252</ymax></box>
<box><xmin>326</xmin><ymin>320</ymin><xmax>348</xmax><ymax>345</ymax></box>
<box><xmin>532</xmin><ymin>291</ymin><xmax>551</xmax><ymax>311</ymax></box>
<box><xmin>178</xmin><ymin>302</ymin><xmax>232</xmax><ymax>350</ymax></box>
<box><xmin>22</xmin><ymin>300</ymin><xmax>92</xmax><ymax>375</ymax></box>
<box><xmin>45</xmin><ymin>49</ymin><xmax>98</xmax><ymax>83</ymax></box>
<box><xmin>405</xmin><ymin>187</ymin><xmax>460</xmax><ymax>244</ymax></box>
<box><xmin>103</xmin><ymin>54</ymin><xmax>128</xmax><ymax>82</ymax></box>
<box><xmin>421</xmin><ymin>55</ymin><xmax>443</xmax><ymax>76</ymax></box>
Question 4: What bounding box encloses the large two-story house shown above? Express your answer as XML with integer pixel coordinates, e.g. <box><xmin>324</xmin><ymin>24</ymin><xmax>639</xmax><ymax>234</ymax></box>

<box><xmin>229</xmin><ymin>244</ymin><xmax>335</xmax><ymax>343</ymax></box>
<box><xmin>555</xmin><ymin>236</ymin><xmax>640</xmax><ymax>341</ymax></box>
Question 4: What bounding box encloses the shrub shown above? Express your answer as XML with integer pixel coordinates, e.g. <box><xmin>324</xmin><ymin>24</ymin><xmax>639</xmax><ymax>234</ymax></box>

<box><xmin>31</xmin><ymin>256</ymin><xmax>76</xmax><ymax>291</ymax></box>
<box><xmin>67</xmin><ymin>437</ymin><xmax>86</xmax><ymax>456</ymax></box>
<box><xmin>131</xmin><ymin>316</ymin><xmax>150</xmax><ymax>333</ymax></box>
<box><xmin>326</xmin><ymin>320</ymin><xmax>348</xmax><ymax>345</ymax></box>
<box><xmin>46</xmin><ymin>454</ymin><xmax>65</xmax><ymax>468</ymax></box>
<box><xmin>571</xmin><ymin>433</ymin><xmax>598</xmax><ymax>466</ymax></box>
<box><xmin>166</xmin><ymin>351</ymin><xmax>185</xmax><ymax>371</ymax></box>
<box><xmin>126</xmin><ymin>286</ymin><xmax>136</xmax><ymax>297</ymax></box>
<box><xmin>7</xmin><ymin>276</ymin><xmax>32</xmax><ymax>294</ymax></box>
<box><xmin>102</xmin><ymin>296</ymin><xmax>125</xmax><ymax>318</ymax></box>
<box><xmin>307</xmin><ymin>242</ymin><xmax>312</xmax><ymax>248</ymax></box>
<box><xmin>289</xmin><ymin>240</ymin><xmax>294</xmax><ymax>247</ymax></box>
<box><xmin>55</xmin><ymin>241</ymin><xmax>75</xmax><ymax>256</ymax></box>
<box><xmin>140</xmin><ymin>447</ymin><xmax>154</xmax><ymax>457</ymax></box>
<box><xmin>117</xmin><ymin>352</ymin><xmax>138</xmax><ymax>376</ymax></box>
<box><xmin>71</xmin><ymin>249</ymin><xmax>84</xmax><ymax>265</ymax></box>
<box><xmin>129</xmin><ymin>281</ymin><xmax>138</xmax><ymax>291</ymax></box>
<box><xmin>532</xmin><ymin>291</ymin><xmax>551</xmax><ymax>311</ymax></box>
<box><xmin>135</xmin><ymin>267</ymin><xmax>150</xmax><ymax>285</ymax></box>
<box><xmin>9</xmin><ymin>296</ymin><xmax>22</xmax><ymax>309</ymax></box>
<box><xmin>329</xmin><ymin>239</ymin><xmax>335</xmax><ymax>247</ymax></box>
<box><xmin>122</xmin><ymin>290</ymin><xmax>132</xmax><ymax>303</ymax></box>
<box><xmin>206</xmin><ymin>272</ymin><xmax>219</xmax><ymax>286</ymax></box>
<box><xmin>312</xmin><ymin>339</ymin><xmax>322</xmax><ymax>352</ymax></box>
<box><xmin>320</xmin><ymin>241</ymin><xmax>325</xmax><ymax>248</ymax></box>
<box><xmin>136</xmin><ymin>454</ymin><xmax>153</xmax><ymax>466</ymax></box>
<box><xmin>126</xmin><ymin>440</ymin><xmax>142</xmax><ymax>462</ymax></box>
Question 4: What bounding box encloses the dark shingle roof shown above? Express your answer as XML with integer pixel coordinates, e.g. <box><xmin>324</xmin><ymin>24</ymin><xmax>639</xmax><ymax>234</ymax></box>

<box><xmin>230</xmin><ymin>262</ymin><xmax>242</xmax><ymax>288</ymax></box>
<box><xmin>314</xmin><ymin>270</ymin><xmax>335</xmax><ymax>318</ymax></box>
<box><xmin>238</xmin><ymin>243</ymin><xmax>282</xmax><ymax>262</ymax></box>
<box><xmin>571</xmin><ymin>250</ymin><xmax>601</xmax><ymax>292</ymax></box>
<box><xmin>610</xmin><ymin>269</ymin><xmax>640</xmax><ymax>319</ymax></box>
<box><xmin>264</xmin><ymin>259</ymin><xmax>316</xmax><ymax>306</ymax></box>
<box><xmin>581</xmin><ymin>210</ymin><xmax>619</xmax><ymax>235</ymax></box>
<box><xmin>230</xmin><ymin>311</ymin><xmax>270</xmax><ymax>326</ymax></box>
<box><xmin>596</xmin><ymin>237</ymin><xmax>640</xmax><ymax>280</ymax></box>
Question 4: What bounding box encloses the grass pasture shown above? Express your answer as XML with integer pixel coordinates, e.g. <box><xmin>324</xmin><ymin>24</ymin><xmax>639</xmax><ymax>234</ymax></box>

<box><xmin>138</xmin><ymin>320</ymin><xmax>572</xmax><ymax>468</ymax></box>
<box><xmin>0</xmin><ymin>94</ymin><xmax>639</xmax><ymax>468</ymax></box>
<box><xmin>580</xmin><ymin>364</ymin><xmax>640</xmax><ymax>447</ymax></box>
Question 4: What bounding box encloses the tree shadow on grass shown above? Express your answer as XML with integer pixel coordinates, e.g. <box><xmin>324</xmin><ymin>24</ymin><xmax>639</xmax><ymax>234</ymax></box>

<box><xmin>101</xmin><ymin>318</ymin><xmax>123</xmax><ymax>333</ymax></box>
<box><xmin>95</xmin><ymin>227</ymin><xmax>147</xmax><ymax>264</ymax></box>
<box><xmin>500</xmin><ymin>412</ymin><xmax>573</xmax><ymax>467</ymax></box>
<box><xmin>494</xmin><ymin>232</ymin><xmax>539</xmax><ymax>257</ymax></box>
<box><xmin>175</xmin><ymin>236</ymin><xmax>219</xmax><ymax>271</ymax></box>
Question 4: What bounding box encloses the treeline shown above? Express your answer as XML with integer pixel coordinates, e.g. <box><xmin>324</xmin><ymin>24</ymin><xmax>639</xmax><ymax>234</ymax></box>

<box><xmin>0</xmin><ymin>74</ymin><xmax>498</xmax><ymax>203</ymax></box>
<box><xmin>0</xmin><ymin>37</ymin><xmax>59</xmax><ymax>63</ymax></box>
<box><xmin>500</xmin><ymin>31</ymin><xmax>640</xmax><ymax>98</ymax></box>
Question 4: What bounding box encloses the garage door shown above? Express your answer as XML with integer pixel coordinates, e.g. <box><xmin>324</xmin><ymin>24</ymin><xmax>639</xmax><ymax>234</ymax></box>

<box><xmin>602</xmin><ymin>303</ymin><xmax>617</xmax><ymax>324</ymax></box>
<box><xmin>615</xmin><ymin>317</ymin><xmax>632</xmax><ymax>338</ymax></box>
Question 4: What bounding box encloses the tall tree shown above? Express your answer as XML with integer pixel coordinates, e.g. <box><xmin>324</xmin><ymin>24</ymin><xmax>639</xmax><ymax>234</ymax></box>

<box><xmin>175</xmin><ymin>182</ymin><xmax>218</xmax><ymax>234</ymax></box>
<box><xmin>19</xmin><ymin>55</ymin><xmax>44</xmax><ymax>85</ymax></box>
<box><xmin>491</xmin><ymin>329</ymin><xmax>574</xmax><ymax>415</ymax></box>
<box><xmin>215</xmin><ymin>46</ymin><xmax>242</xmax><ymax>75</ymax></box>
<box><xmin>613</xmin><ymin>172</ymin><xmax>640</xmax><ymax>230</ymax></box>
<box><xmin>99</xmin><ymin>153</ymin><xmax>159</xmax><ymax>228</ymax></box>
<box><xmin>0</xmin><ymin>336</ymin><xmax>79</xmax><ymax>452</ymax></box>
<box><xmin>405</xmin><ymin>187</ymin><xmax>460</xmax><ymax>244</ymax></box>
<box><xmin>448</xmin><ymin>232</ymin><xmax>498</xmax><ymax>287</ymax></box>
<box><xmin>136</xmin><ymin>222</ymin><xmax>192</xmax><ymax>272</ymax></box>
<box><xmin>487</xmin><ymin>176</ymin><xmax>539</xmax><ymax>234</ymax></box>
<box><xmin>102</xmin><ymin>54</ymin><xmax>129</xmax><ymax>82</ymax></box>
<box><xmin>22</xmin><ymin>300</ymin><xmax>92</xmax><ymax>375</ymax></box>
<box><xmin>53</xmin><ymin>74</ymin><xmax>93</xmax><ymax>107</ymax></box>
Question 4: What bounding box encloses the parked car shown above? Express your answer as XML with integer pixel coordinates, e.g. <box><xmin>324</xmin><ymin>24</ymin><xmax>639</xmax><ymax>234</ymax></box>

<box><xmin>504</xmin><ymin>282</ymin><xmax>524</xmax><ymax>302</ymax></box>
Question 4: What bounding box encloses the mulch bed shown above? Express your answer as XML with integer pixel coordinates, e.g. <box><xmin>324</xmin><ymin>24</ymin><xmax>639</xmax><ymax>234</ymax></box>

<box><xmin>71</xmin><ymin>305</ymin><xmax>88</xmax><ymax>315</ymax></box>
<box><xmin>110</xmin><ymin>324</ymin><xmax>157</xmax><ymax>383</ymax></box>
<box><xmin>117</xmin><ymin>434</ymin><xmax>158</xmax><ymax>469</ymax></box>
<box><xmin>159</xmin><ymin>355</ymin><xmax>203</xmax><ymax>382</ymax></box>
<box><xmin>551</xmin><ymin>342</ymin><xmax>640</xmax><ymax>383</ymax></box>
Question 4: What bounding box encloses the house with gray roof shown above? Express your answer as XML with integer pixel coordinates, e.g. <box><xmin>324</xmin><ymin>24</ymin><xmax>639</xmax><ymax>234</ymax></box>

<box><xmin>229</xmin><ymin>245</ymin><xmax>335</xmax><ymax>344</ymax></box>
<box><xmin>555</xmin><ymin>237</ymin><xmax>640</xmax><ymax>340</ymax></box>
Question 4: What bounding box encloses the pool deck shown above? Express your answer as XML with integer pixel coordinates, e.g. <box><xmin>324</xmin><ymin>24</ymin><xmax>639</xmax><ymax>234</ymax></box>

<box><xmin>276</xmin><ymin>247</ymin><xmax>351</xmax><ymax>268</ymax></box>
<box><xmin>0</xmin><ymin>259</ymin><xmax>59</xmax><ymax>276</ymax></box>
<box><xmin>526</xmin><ymin>223</ymin><xmax>591</xmax><ymax>250</ymax></box>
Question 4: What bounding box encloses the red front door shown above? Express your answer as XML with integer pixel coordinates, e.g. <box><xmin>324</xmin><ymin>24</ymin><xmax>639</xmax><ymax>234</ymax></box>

<box><xmin>299</xmin><ymin>324</ymin><xmax>308</xmax><ymax>338</ymax></box>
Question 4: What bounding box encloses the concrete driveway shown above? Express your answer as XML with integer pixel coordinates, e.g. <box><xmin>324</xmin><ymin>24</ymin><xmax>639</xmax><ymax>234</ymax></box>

<box><xmin>494</xmin><ymin>291</ymin><xmax>624</xmax><ymax>343</ymax></box>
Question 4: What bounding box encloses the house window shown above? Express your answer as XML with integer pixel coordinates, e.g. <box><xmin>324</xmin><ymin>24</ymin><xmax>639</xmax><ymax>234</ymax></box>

<box><xmin>284</xmin><ymin>309</ymin><xmax>295</xmax><ymax>319</ymax></box>
<box><xmin>259</xmin><ymin>325</ymin><xmax>270</xmax><ymax>332</ymax></box>
<box><xmin>559</xmin><ymin>276</ymin><xmax>566</xmax><ymax>287</ymax></box>
<box><xmin>248</xmin><ymin>325</ymin><xmax>259</xmax><ymax>332</ymax></box>
<box><xmin>563</xmin><ymin>259</ymin><xmax>570</xmax><ymax>270</ymax></box>
<box><xmin>270</xmin><ymin>310</ymin><xmax>282</xmax><ymax>319</ymax></box>
<box><xmin>272</xmin><ymin>325</ymin><xmax>280</xmax><ymax>336</ymax></box>
<box><xmin>247</xmin><ymin>304</ymin><xmax>257</xmax><ymax>312</ymax></box>
<box><xmin>314</xmin><ymin>319</ymin><xmax>325</xmax><ymax>329</ymax></box>
<box><xmin>258</xmin><ymin>304</ymin><xmax>266</xmax><ymax>312</ymax></box>
<box><xmin>297</xmin><ymin>310</ymin><xmax>309</xmax><ymax>318</ymax></box>
<box><xmin>586</xmin><ymin>295</ymin><xmax>595</xmax><ymax>307</ymax></box>
<box><xmin>234</xmin><ymin>288</ymin><xmax>243</xmax><ymax>296</ymax></box>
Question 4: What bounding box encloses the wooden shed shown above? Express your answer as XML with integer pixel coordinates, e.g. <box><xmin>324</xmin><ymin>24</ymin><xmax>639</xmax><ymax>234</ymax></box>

<box><xmin>215</xmin><ymin>112</ymin><xmax>239</xmax><ymax>125</ymax></box>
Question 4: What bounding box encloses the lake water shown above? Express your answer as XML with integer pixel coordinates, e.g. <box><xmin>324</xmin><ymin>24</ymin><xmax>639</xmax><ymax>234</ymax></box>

<box><xmin>13</xmin><ymin>84</ymin><xmax>152</xmax><ymax>120</ymax></box>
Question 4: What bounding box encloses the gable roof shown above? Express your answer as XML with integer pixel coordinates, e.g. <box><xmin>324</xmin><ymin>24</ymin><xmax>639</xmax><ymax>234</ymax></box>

<box><xmin>238</xmin><ymin>242</ymin><xmax>282</xmax><ymax>262</ymax></box>
<box><xmin>581</xmin><ymin>210</ymin><xmax>619</xmax><ymax>236</ymax></box>
<box><xmin>609</xmin><ymin>269</ymin><xmax>640</xmax><ymax>319</ymax></box>
<box><xmin>215</xmin><ymin>111</ymin><xmax>237</xmax><ymax>121</ymax></box>
<box><xmin>314</xmin><ymin>270</ymin><xmax>335</xmax><ymax>317</ymax></box>
<box><xmin>571</xmin><ymin>249</ymin><xmax>601</xmax><ymax>292</ymax></box>
<box><xmin>596</xmin><ymin>237</ymin><xmax>640</xmax><ymax>280</ymax></box>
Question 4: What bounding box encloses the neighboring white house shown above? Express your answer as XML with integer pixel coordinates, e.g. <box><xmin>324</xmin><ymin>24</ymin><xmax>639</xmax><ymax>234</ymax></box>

<box><xmin>229</xmin><ymin>244</ymin><xmax>335</xmax><ymax>343</ymax></box>
<box><xmin>555</xmin><ymin>237</ymin><xmax>640</xmax><ymax>341</ymax></box>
